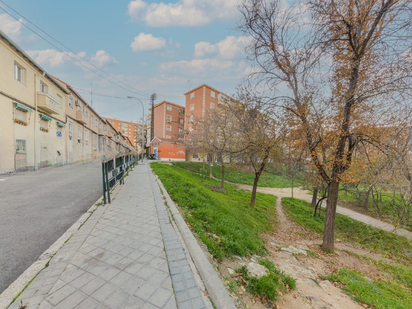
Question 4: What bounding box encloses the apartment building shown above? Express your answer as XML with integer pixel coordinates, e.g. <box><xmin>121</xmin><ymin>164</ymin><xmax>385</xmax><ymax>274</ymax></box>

<box><xmin>148</xmin><ymin>100</ymin><xmax>185</xmax><ymax>161</ymax></box>
<box><xmin>184</xmin><ymin>84</ymin><xmax>230</xmax><ymax>161</ymax></box>
<box><xmin>0</xmin><ymin>30</ymin><xmax>69</xmax><ymax>172</ymax></box>
<box><xmin>104</xmin><ymin>118</ymin><xmax>145</xmax><ymax>155</ymax></box>
<box><xmin>0</xmin><ymin>29</ymin><xmax>135</xmax><ymax>173</ymax></box>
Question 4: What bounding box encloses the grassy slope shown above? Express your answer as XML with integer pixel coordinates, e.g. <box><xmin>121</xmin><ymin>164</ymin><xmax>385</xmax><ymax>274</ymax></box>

<box><xmin>172</xmin><ymin>162</ymin><xmax>304</xmax><ymax>188</ymax></box>
<box><xmin>151</xmin><ymin>162</ymin><xmax>277</xmax><ymax>259</ymax></box>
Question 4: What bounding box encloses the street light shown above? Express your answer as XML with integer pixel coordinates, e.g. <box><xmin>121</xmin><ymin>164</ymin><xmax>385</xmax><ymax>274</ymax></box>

<box><xmin>127</xmin><ymin>96</ymin><xmax>145</xmax><ymax>163</ymax></box>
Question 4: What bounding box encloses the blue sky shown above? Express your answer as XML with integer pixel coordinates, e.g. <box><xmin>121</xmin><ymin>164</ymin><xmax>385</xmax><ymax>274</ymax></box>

<box><xmin>0</xmin><ymin>0</ymin><xmax>251</xmax><ymax>122</ymax></box>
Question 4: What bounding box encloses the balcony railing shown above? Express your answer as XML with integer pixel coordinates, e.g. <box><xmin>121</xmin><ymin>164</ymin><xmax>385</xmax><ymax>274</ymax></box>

<box><xmin>76</xmin><ymin>111</ymin><xmax>88</xmax><ymax>124</ymax></box>
<box><xmin>37</xmin><ymin>92</ymin><xmax>60</xmax><ymax>115</ymax></box>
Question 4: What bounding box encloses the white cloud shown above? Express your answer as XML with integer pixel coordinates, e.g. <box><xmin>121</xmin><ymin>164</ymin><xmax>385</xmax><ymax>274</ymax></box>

<box><xmin>0</xmin><ymin>13</ymin><xmax>23</xmax><ymax>40</ymax></box>
<box><xmin>26</xmin><ymin>49</ymin><xmax>118</xmax><ymax>71</ymax></box>
<box><xmin>128</xmin><ymin>0</ymin><xmax>241</xmax><ymax>27</ymax></box>
<box><xmin>194</xmin><ymin>36</ymin><xmax>252</xmax><ymax>59</ymax></box>
<box><xmin>26</xmin><ymin>49</ymin><xmax>69</xmax><ymax>67</ymax></box>
<box><xmin>91</xmin><ymin>50</ymin><xmax>118</xmax><ymax>68</ymax></box>
<box><xmin>130</xmin><ymin>33</ymin><xmax>166</xmax><ymax>52</ymax></box>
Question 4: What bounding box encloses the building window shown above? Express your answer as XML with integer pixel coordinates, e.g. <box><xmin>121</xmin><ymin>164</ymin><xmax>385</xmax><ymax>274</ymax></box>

<box><xmin>39</xmin><ymin>115</ymin><xmax>51</xmax><ymax>133</ymax></box>
<box><xmin>165</xmin><ymin>135</ymin><xmax>171</xmax><ymax>139</ymax></box>
<box><xmin>193</xmin><ymin>154</ymin><xmax>199</xmax><ymax>159</ymax></box>
<box><xmin>190</xmin><ymin>92</ymin><xmax>195</xmax><ymax>100</ymax></box>
<box><xmin>68</xmin><ymin>121</ymin><xmax>73</xmax><ymax>140</ymax></box>
<box><xmin>211</xmin><ymin>91</ymin><xmax>215</xmax><ymax>98</ymax></box>
<box><xmin>167</xmin><ymin>105</ymin><xmax>172</xmax><ymax>111</ymax></box>
<box><xmin>179</xmin><ymin>128</ymin><xmax>183</xmax><ymax>134</ymax></box>
<box><xmin>179</xmin><ymin>118</ymin><xmax>184</xmax><ymax>125</ymax></box>
<box><xmin>167</xmin><ymin>115</ymin><xmax>172</xmax><ymax>123</ymax></box>
<box><xmin>85</xmin><ymin>129</ymin><xmax>89</xmax><ymax>146</ymax></box>
<box><xmin>166</xmin><ymin>125</ymin><xmax>171</xmax><ymax>131</ymax></box>
<box><xmin>190</xmin><ymin>104</ymin><xmax>194</xmax><ymax>111</ymax></box>
<box><xmin>14</xmin><ymin>103</ymin><xmax>33</xmax><ymax>126</ymax></box>
<box><xmin>77</xmin><ymin>126</ymin><xmax>82</xmax><ymax>143</ymax></box>
<box><xmin>91</xmin><ymin>115</ymin><xmax>94</xmax><ymax>126</ymax></box>
<box><xmin>16</xmin><ymin>139</ymin><xmax>26</xmax><ymax>153</ymax></box>
<box><xmin>210</xmin><ymin>103</ymin><xmax>215</xmax><ymax>109</ymax></box>
<box><xmin>69</xmin><ymin>96</ymin><xmax>74</xmax><ymax>109</ymax></box>
<box><xmin>40</xmin><ymin>81</ymin><xmax>48</xmax><ymax>93</ymax></box>
<box><xmin>56</xmin><ymin>94</ymin><xmax>62</xmax><ymax>105</ymax></box>
<box><xmin>189</xmin><ymin>115</ymin><xmax>194</xmax><ymax>123</ymax></box>
<box><xmin>14</xmin><ymin>63</ymin><xmax>25</xmax><ymax>83</ymax></box>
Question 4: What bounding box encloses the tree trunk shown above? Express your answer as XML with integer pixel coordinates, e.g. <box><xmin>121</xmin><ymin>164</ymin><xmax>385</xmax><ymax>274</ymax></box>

<box><xmin>312</xmin><ymin>187</ymin><xmax>318</xmax><ymax>207</ymax></box>
<box><xmin>221</xmin><ymin>160</ymin><xmax>225</xmax><ymax>190</ymax></box>
<box><xmin>250</xmin><ymin>172</ymin><xmax>261</xmax><ymax>206</ymax></box>
<box><xmin>322</xmin><ymin>180</ymin><xmax>339</xmax><ymax>251</ymax></box>
<box><xmin>209</xmin><ymin>155</ymin><xmax>213</xmax><ymax>178</ymax></box>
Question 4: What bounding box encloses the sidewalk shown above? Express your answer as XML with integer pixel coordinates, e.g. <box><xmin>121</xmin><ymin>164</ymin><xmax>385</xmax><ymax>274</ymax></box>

<box><xmin>4</xmin><ymin>162</ymin><xmax>234</xmax><ymax>309</ymax></box>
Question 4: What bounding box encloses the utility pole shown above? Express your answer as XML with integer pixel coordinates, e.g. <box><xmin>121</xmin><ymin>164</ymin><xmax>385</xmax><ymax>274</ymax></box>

<box><xmin>150</xmin><ymin>93</ymin><xmax>156</xmax><ymax>143</ymax></box>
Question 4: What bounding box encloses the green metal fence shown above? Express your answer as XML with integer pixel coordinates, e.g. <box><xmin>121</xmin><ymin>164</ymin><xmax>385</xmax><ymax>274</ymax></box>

<box><xmin>102</xmin><ymin>154</ymin><xmax>138</xmax><ymax>204</ymax></box>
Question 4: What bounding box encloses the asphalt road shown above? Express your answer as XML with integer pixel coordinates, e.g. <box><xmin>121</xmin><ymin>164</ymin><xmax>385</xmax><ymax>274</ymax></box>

<box><xmin>0</xmin><ymin>161</ymin><xmax>103</xmax><ymax>294</ymax></box>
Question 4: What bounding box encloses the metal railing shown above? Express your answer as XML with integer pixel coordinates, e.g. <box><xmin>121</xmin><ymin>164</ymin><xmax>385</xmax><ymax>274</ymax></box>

<box><xmin>102</xmin><ymin>154</ymin><xmax>138</xmax><ymax>204</ymax></box>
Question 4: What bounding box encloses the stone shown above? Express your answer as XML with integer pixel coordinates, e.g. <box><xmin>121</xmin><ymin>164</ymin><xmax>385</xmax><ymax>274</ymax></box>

<box><xmin>280</xmin><ymin>246</ymin><xmax>307</xmax><ymax>256</ymax></box>
<box><xmin>246</xmin><ymin>263</ymin><xmax>268</xmax><ymax>279</ymax></box>
<box><xmin>227</xmin><ymin>268</ymin><xmax>235</xmax><ymax>275</ymax></box>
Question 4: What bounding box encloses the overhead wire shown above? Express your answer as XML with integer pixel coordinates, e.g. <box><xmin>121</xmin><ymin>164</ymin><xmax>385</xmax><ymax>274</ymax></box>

<box><xmin>0</xmin><ymin>0</ymin><xmax>151</xmax><ymax>97</ymax></box>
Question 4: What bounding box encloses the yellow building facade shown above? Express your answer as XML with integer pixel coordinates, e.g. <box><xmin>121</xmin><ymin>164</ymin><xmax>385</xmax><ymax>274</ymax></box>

<box><xmin>0</xmin><ymin>30</ymin><xmax>135</xmax><ymax>173</ymax></box>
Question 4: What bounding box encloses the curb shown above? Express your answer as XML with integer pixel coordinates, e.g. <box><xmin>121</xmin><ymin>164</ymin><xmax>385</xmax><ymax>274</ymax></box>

<box><xmin>0</xmin><ymin>174</ymin><xmax>126</xmax><ymax>309</ymax></box>
<box><xmin>152</xmin><ymin>170</ymin><xmax>237</xmax><ymax>309</ymax></box>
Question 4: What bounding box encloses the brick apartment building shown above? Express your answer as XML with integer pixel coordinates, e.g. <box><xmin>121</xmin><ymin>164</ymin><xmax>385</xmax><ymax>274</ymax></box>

<box><xmin>184</xmin><ymin>84</ymin><xmax>230</xmax><ymax>161</ymax></box>
<box><xmin>149</xmin><ymin>101</ymin><xmax>186</xmax><ymax>161</ymax></box>
<box><xmin>104</xmin><ymin>118</ymin><xmax>145</xmax><ymax>155</ymax></box>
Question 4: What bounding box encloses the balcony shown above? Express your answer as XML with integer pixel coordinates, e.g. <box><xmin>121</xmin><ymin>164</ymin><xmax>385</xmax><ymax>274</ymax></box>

<box><xmin>76</xmin><ymin>111</ymin><xmax>88</xmax><ymax>124</ymax></box>
<box><xmin>37</xmin><ymin>92</ymin><xmax>60</xmax><ymax>115</ymax></box>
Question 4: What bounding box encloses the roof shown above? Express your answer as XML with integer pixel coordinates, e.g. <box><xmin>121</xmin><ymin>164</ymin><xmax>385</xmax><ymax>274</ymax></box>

<box><xmin>154</xmin><ymin>100</ymin><xmax>185</xmax><ymax>109</ymax></box>
<box><xmin>0</xmin><ymin>30</ymin><xmax>68</xmax><ymax>95</ymax></box>
<box><xmin>184</xmin><ymin>84</ymin><xmax>223</xmax><ymax>96</ymax></box>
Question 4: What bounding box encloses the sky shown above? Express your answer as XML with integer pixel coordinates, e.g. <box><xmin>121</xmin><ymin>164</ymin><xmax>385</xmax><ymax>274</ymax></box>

<box><xmin>0</xmin><ymin>0</ymin><xmax>253</xmax><ymax>123</ymax></box>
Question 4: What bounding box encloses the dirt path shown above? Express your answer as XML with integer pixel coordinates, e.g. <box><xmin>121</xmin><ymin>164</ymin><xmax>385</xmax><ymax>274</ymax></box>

<box><xmin>220</xmin><ymin>184</ymin><xmax>396</xmax><ymax>309</ymax></box>
<box><xmin>236</xmin><ymin>184</ymin><xmax>412</xmax><ymax>241</ymax></box>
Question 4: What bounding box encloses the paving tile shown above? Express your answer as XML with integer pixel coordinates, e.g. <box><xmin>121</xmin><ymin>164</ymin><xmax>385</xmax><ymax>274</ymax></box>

<box><xmin>134</xmin><ymin>282</ymin><xmax>156</xmax><ymax>302</ymax></box>
<box><xmin>45</xmin><ymin>284</ymin><xmax>77</xmax><ymax>306</ymax></box>
<box><xmin>81</xmin><ymin>276</ymin><xmax>107</xmax><ymax>296</ymax></box>
<box><xmin>102</xmin><ymin>289</ymin><xmax>130</xmax><ymax>308</ymax></box>
<box><xmin>110</xmin><ymin>271</ymin><xmax>133</xmax><ymax>286</ymax></box>
<box><xmin>90</xmin><ymin>282</ymin><xmax>116</xmax><ymax>302</ymax></box>
<box><xmin>69</xmin><ymin>271</ymin><xmax>96</xmax><ymax>289</ymax></box>
<box><xmin>148</xmin><ymin>287</ymin><xmax>173</xmax><ymax>308</ymax></box>
<box><xmin>119</xmin><ymin>295</ymin><xmax>145</xmax><ymax>309</ymax></box>
<box><xmin>75</xmin><ymin>297</ymin><xmax>101</xmax><ymax>309</ymax></box>
<box><xmin>55</xmin><ymin>290</ymin><xmax>87</xmax><ymax>309</ymax></box>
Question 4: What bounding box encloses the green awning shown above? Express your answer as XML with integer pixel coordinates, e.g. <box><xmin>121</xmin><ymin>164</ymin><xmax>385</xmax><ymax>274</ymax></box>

<box><xmin>40</xmin><ymin>114</ymin><xmax>52</xmax><ymax>121</ymax></box>
<box><xmin>15</xmin><ymin>102</ymin><xmax>33</xmax><ymax>113</ymax></box>
<box><xmin>57</xmin><ymin>121</ymin><xmax>65</xmax><ymax>127</ymax></box>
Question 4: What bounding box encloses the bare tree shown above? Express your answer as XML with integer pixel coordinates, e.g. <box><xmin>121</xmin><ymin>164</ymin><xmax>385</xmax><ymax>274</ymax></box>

<box><xmin>240</xmin><ymin>0</ymin><xmax>412</xmax><ymax>251</ymax></box>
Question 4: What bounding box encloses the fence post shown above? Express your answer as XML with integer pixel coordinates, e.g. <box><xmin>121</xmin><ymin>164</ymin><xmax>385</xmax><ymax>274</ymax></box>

<box><xmin>105</xmin><ymin>160</ymin><xmax>111</xmax><ymax>204</ymax></box>
<box><xmin>102</xmin><ymin>162</ymin><xmax>107</xmax><ymax>204</ymax></box>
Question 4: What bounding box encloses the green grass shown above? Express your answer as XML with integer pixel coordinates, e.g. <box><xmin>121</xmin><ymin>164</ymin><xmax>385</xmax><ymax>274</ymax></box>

<box><xmin>236</xmin><ymin>259</ymin><xmax>296</xmax><ymax>305</ymax></box>
<box><xmin>172</xmin><ymin>161</ymin><xmax>304</xmax><ymax>188</ymax></box>
<box><xmin>151</xmin><ymin>162</ymin><xmax>277</xmax><ymax>259</ymax></box>
<box><xmin>282</xmin><ymin>197</ymin><xmax>412</xmax><ymax>265</ymax></box>
<box><xmin>374</xmin><ymin>260</ymin><xmax>412</xmax><ymax>291</ymax></box>
<box><xmin>327</xmin><ymin>268</ymin><xmax>412</xmax><ymax>309</ymax></box>
<box><xmin>338</xmin><ymin>188</ymin><xmax>412</xmax><ymax>230</ymax></box>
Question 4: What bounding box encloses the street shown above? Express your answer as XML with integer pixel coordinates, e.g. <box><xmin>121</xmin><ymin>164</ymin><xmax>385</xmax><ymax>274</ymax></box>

<box><xmin>0</xmin><ymin>162</ymin><xmax>103</xmax><ymax>294</ymax></box>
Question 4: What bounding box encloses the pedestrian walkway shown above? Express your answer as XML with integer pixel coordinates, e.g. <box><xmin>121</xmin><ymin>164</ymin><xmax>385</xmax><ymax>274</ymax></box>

<box><xmin>6</xmin><ymin>162</ymin><xmax>227</xmax><ymax>309</ymax></box>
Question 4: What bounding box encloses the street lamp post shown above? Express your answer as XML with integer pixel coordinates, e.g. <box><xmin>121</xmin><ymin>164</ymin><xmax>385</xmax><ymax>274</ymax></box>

<box><xmin>127</xmin><ymin>96</ymin><xmax>145</xmax><ymax>163</ymax></box>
